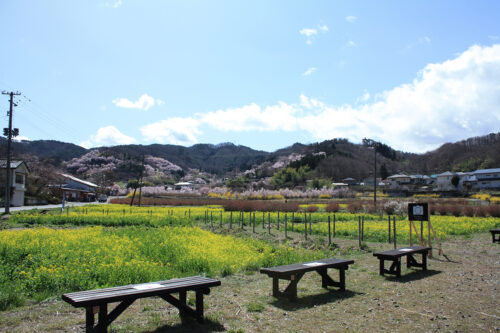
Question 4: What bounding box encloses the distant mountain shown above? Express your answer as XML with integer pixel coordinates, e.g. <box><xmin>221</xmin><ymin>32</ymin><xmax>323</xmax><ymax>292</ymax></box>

<box><xmin>1</xmin><ymin>133</ymin><xmax>499</xmax><ymax>183</ymax></box>
<box><xmin>1</xmin><ymin>139</ymin><xmax>87</xmax><ymax>166</ymax></box>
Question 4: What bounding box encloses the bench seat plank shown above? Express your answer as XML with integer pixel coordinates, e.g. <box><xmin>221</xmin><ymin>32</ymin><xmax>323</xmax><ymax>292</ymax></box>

<box><xmin>62</xmin><ymin>276</ymin><xmax>220</xmax><ymax>307</ymax></box>
<box><xmin>260</xmin><ymin>258</ymin><xmax>354</xmax><ymax>300</ymax></box>
<box><xmin>62</xmin><ymin>276</ymin><xmax>221</xmax><ymax>332</ymax></box>
<box><xmin>373</xmin><ymin>246</ymin><xmax>431</xmax><ymax>277</ymax></box>
<box><xmin>260</xmin><ymin>258</ymin><xmax>354</xmax><ymax>277</ymax></box>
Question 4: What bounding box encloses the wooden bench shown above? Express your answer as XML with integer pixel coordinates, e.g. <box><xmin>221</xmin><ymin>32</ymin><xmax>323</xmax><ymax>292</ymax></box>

<box><xmin>490</xmin><ymin>229</ymin><xmax>500</xmax><ymax>243</ymax></box>
<box><xmin>373</xmin><ymin>246</ymin><xmax>431</xmax><ymax>277</ymax></box>
<box><xmin>62</xmin><ymin>276</ymin><xmax>221</xmax><ymax>333</ymax></box>
<box><xmin>260</xmin><ymin>258</ymin><xmax>354</xmax><ymax>300</ymax></box>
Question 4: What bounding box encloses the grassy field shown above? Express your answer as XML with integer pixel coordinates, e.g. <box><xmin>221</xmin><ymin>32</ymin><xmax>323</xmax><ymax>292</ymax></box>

<box><xmin>0</xmin><ymin>229</ymin><xmax>498</xmax><ymax>332</ymax></box>
<box><xmin>1</xmin><ymin>203</ymin><xmax>499</xmax><ymax>332</ymax></box>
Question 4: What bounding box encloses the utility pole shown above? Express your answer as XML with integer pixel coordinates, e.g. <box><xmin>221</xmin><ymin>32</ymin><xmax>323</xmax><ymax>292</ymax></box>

<box><xmin>2</xmin><ymin>91</ymin><xmax>21</xmax><ymax>214</ymax></box>
<box><xmin>373</xmin><ymin>143</ymin><xmax>377</xmax><ymax>210</ymax></box>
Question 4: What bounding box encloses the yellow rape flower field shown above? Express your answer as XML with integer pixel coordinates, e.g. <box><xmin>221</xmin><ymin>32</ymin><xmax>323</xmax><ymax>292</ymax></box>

<box><xmin>0</xmin><ymin>225</ymin><xmax>320</xmax><ymax>310</ymax></box>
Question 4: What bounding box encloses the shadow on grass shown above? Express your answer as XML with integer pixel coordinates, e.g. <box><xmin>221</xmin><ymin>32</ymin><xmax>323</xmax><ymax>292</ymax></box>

<box><xmin>385</xmin><ymin>269</ymin><xmax>441</xmax><ymax>283</ymax></box>
<box><xmin>144</xmin><ymin>316</ymin><xmax>226</xmax><ymax>333</ymax></box>
<box><xmin>270</xmin><ymin>289</ymin><xmax>362</xmax><ymax>311</ymax></box>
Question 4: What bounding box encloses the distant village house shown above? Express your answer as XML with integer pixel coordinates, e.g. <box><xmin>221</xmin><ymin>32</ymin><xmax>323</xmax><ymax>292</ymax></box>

<box><xmin>0</xmin><ymin>159</ymin><xmax>29</xmax><ymax>207</ymax></box>
<box><xmin>50</xmin><ymin>173</ymin><xmax>98</xmax><ymax>202</ymax></box>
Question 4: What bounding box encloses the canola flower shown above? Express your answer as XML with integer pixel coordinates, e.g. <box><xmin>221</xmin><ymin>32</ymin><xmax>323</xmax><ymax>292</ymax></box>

<box><xmin>0</xmin><ymin>226</ymin><xmax>321</xmax><ymax>305</ymax></box>
<box><xmin>8</xmin><ymin>204</ymin><xmax>499</xmax><ymax>243</ymax></box>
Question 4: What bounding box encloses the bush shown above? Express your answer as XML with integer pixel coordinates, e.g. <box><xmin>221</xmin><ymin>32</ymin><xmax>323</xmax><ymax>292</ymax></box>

<box><xmin>463</xmin><ymin>206</ymin><xmax>475</xmax><ymax>217</ymax></box>
<box><xmin>449</xmin><ymin>204</ymin><xmax>462</xmax><ymax>217</ymax></box>
<box><xmin>486</xmin><ymin>205</ymin><xmax>500</xmax><ymax>218</ymax></box>
<box><xmin>325</xmin><ymin>202</ymin><xmax>340</xmax><ymax>213</ymax></box>
<box><xmin>347</xmin><ymin>202</ymin><xmax>363</xmax><ymax>213</ymax></box>
<box><xmin>306</xmin><ymin>205</ymin><xmax>318</xmax><ymax>213</ymax></box>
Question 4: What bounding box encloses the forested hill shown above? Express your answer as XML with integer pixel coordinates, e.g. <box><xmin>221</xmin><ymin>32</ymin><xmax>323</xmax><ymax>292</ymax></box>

<box><xmin>1</xmin><ymin>133</ymin><xmax>499</xmax><ymax>181</ymax></box>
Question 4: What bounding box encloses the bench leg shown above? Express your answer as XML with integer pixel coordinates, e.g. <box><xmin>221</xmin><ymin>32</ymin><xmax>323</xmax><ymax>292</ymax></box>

<box><xmin>196</xmin><ymin>290</ymin><xmax>204</xmax><ymax>323</ymax></box>
<box><xmin>85</xmin><ymin>307</ymin><xmax>95</xmax><ymax>333</ymax></box>
<box><xmin>160</xmin><ymin>288</ymin><xmax>210</xmax><ymax>324</ymax></box>
<box><xmin>179</xmin><ymin>290</ymin><xmax>187</xmax><ymax>317</ymax></box>
<box><xmin>96</xmin><ymin>304</ymin><xmax>108</xmax><ymax>333</ymax></box>
<box><xmin>272</xmin><ymin>273</ymin><xmax>304</xmax><ymax>300</ymax></box>
<box><xmin>407</xmin><ymin>253</ymin><xmax>428</xmax><ymax>271</ymax></box>
<box><xmin>317</xmin><ymin>268</ymin><xmax>346</xmax><ymax>291</ymax></box>
<box><xmin>379</xmin><ymin>259</ymin><xmax>385</xmax><ymax>276</ymax></box>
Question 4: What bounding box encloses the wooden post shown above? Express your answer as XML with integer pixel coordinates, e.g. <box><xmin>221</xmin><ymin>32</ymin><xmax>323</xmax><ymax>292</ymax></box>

<box><xmin>230</xmin><ymin>211</ymin><xmax>232</xmax><ymax>229</ymax></box>
<box><xmin>262</xmin><ymin>212</ymin><xmax>265</xmax><ymax>229</ymax></box>
<box><xmin>252</xmin><ymin>212</ymin><xmax>255</xmax><ymax>233</ymax></box>
<box><xmin>268</xmin><ymin>212</ymin><xmax>271</xmax><ymax>234</ymax></box>
<box><xmin>210</xmin><ymin>211</ymin><xmax>213</xmax><ymax>228</ymax></box>
<box><xmin>292</xmin><ymin>212</ymin><xmax>295</xmax><ymax>231</ymax></box>
<box><xmin>333</xmin><ymin>214</ymin><xmax>336</xmax><ymax>238</ymax></box>
<box><xmin>189</xmin><ymin>209</ymin><xmax>191</xmax><ymax>219</ymax></box>
<box><xmin>328</xmin><ymin>215</ymin><xmax>331</xmax><ymax>245</ymax></box>
<box><xmin>388</xmin><ymin>215</ymin><xmax>391</xmax><ymax>243</ymax></box>
<box><xmin>220</xmin><ymin>211</ymin><xmax>222</xmax><ymax>227</ymax></box>
<box><xmin>409</xmin><ymin>220</ymin><xmax>413</xmax><ymax>246</ymax></box>
<box><xmin>420</xmin><ymin>220</ymin><xmax>424</xmax><ymax>243</ymax></box>
<box><xmin>304</xmin><ymin>213</ymin><xmax>308</xmax><ymax>239</ymax></box>
<box><xmin>309</xmin><ymin>213</ymin><xmax>312</xmax><ymax>235</ymax></box>
<box><xmin>428</xmin><ymin>220</ymin><xmax>432</xmax><ymax>257</ymax></box>
<box><xmin>285</xmin><ymin>214</ymin><xmax>288</xmax><ymax>238</ymax></box>
<box><xmin>358</xmin><ymin>216</ymin><xmax>361</xmax><ymax>248</ymax></box>
<box><xmin>361</xmin><ymin>216</ymin><xmax>365</xmax><ymax>241</ymax></box>
<box><xmin>393</xmin><ymin>216</ymin><xmax>397</xmax><ymax>249</ymax></box>
<box><xmin>277</xmin><ymin>211</ymin><xmax>280</xmax><ymax>230</ymax></box>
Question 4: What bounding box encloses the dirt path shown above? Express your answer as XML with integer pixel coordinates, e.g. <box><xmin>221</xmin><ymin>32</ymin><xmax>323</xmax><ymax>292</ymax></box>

<box><xmin>1</xmin><ymin>232</ymin><xmax>498</xmax><ymax>332</ymax></box>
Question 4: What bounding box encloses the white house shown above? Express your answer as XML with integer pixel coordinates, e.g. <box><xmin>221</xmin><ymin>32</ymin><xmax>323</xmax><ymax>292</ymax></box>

<box><xmin>472</xmin><ymin>168</ymin><xmax>500</xmax><ymax>189</ymax></box>
<box><xmin>387</xmin><ymin>174</ymin><xmax>412</xmax><ymax>189</ymax></box>
<box><xmin>0</xmin><ymin>160</ymin><xmax>29</xmax><ymax>207</ymax></box>
<box><xmin>174</xmin><ymin>181</ymin><xmax>194</xmax><ymax>190</ymax></box>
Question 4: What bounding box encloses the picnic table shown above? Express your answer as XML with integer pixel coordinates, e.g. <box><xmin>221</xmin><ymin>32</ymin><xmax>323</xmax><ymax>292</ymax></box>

<box><xmin>373</xmin><ymin>246</ymin><xmax>431</xmax><ymax>277</ymax></box>
<box><xmin>260</xmin><ymin>258</ymin><xmax>354</xmax><ymax>300</ymax></box>
<box><xmin>490</xmin><ymin>229</ymin><xmax>500</xmax><ymax>243</ymax></box>
<box><xmin>62</xmin><ymin>276</ymin><xmax>221</xmax><ymax>333</ymax></box>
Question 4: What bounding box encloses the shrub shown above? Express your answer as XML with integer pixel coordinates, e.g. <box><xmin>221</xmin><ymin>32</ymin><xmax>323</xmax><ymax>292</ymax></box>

<box><xmin>486</xmin><ymin>205</ymin><xmax>500</xmax><ymax>218</ymax></box>
<box><xmin>463</xmin><ymin>206</ymin><xmax>475</xmax><ymax>217</ymax></box>
<box><xmin>475</xmin><ymin>206</ymin><xmax>487</xmax><ymax>217</ymax></box>
<box><xmin>306</xmin><ymin>205</ymin><xmax>318</xmax><ymax>213</ymax></box>
<box><xmin>450</xmin><ymin>204</ymin><xmax>462</xmax><ymax>217</ymax></box>
<box><xmin>325</xmin><ymin>202</ymin><xmax>340</xmax><ymax>213</ymax></box>
<box><xmin>347</xmin><ymin>202</ymin><xmax>363</xmax><ymax>213</ymax></box>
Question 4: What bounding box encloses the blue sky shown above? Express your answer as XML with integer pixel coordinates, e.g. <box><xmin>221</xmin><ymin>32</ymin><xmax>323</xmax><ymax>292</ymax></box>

<box><xmin>1</xmin><ymin>1</ymin><xmax>499</xmax><ymax>153</ymax></box>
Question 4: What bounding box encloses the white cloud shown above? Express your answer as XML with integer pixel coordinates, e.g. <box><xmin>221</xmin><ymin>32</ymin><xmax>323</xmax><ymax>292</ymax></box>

<box><xmin>302</xmin><ymin>67</ymin><xmax>317</xmax><ymax>76</ymax></box>
<box><xmin>103</xmin><ymin>0</ymin><xmax>122</xmax><ymax>8</ymax></box>
<box><xmin>140</xmin><ymin>118</ymin><xmax>202</xmax><ymax>145</ymax></box>
<box><xmin>345</xmin><ymin>16</ymin><xmax>357</xmax><ymax>23</ymax></box>
<box><xmin>404</xmin><ymin>36</ymin><xmax>431</xmax><ymax>50</ymax></box>
<box><xmin>112</xmin><ymin>94</ymin><xmax>160</xmax><ymax>111</ymax></box>
<box><xmin>318</xmin><ymin>24</ymin><xmax>329</xmax><ymax>32</ymax></box>
<box><xmin>140</xmin><ymin>44</ymin><xmax>500</xmax><ymax>153</ymax></box>
<box><xmin>13</xmin><ymin>135</ymin><xmax>30</xmax><ymax>142</ymax></box>
<box><xmin>489</xmin><ymin>35</ymin><xmax>499</xmax><ymax>41</ymax></box>
<box><xmin>81</xmin><ymin>126</ymin><xmax>137</xmax><ymax>148</ymax></box>
<box><xmin>347</xmin><ymin>40</ymin><xmax>357</xmax><ymax>47</ymax></box>
<box><xmin>300</xmin><ymin>24</ymin><xmax>328</xmax><ymax>44</ymax></box>
<box><xmin>299</xmin><ymin>28</ymin><xmax>317</xmax><ymax>37</ymax></box>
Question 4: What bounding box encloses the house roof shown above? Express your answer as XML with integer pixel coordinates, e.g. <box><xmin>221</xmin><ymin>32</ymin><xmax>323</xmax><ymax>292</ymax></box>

<box><xmin>175</xmin><ymin>182</ymin><xmax>193</xmax><ymax>186</ymax></box>
<box><xmin>61</xmin><ymin>173</ymin><xmax>98</xmax><ymax>188</ymax></box>
<box><xmin>387</xmin><ymin>174</ymin><xmax>409</xmax><ymax>179</ymax></box>
<box><xmin>0</xmin><ymin>159</ymin><xmax>27</xmax><ymax>170</ymax></box>
<box><xmin>436</xmin><ymin>171</ymin><xmax>455</xmax><ymax>176</ymax></box>
<box><xmin>473</xmin><ymin>168</ymin><xmax>500</xmax><ymax>174</ymax></box>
